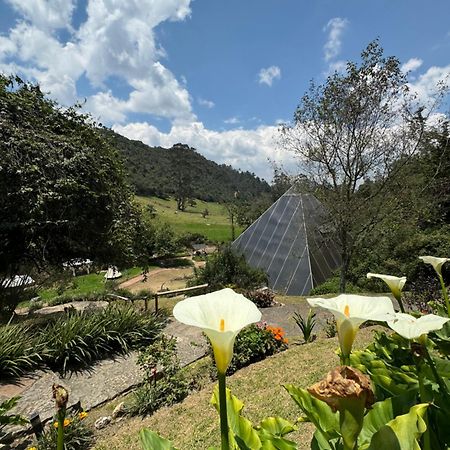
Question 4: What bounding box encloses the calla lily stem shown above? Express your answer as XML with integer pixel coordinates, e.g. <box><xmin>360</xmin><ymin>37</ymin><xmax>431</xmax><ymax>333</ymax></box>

<box><xmin>57</xmin><ymin>408</ymin><xmax>65</xmax><ymax>450</ymax></box>
<box><xmin>218</xmin><ymin>372</ymin><xmax>230</xmax><ymax>450</ymax></box>
<box><xmin>437</xmin><ymin>274</ymin><xmax>450</xmax><ymax>317</ymax></box>
<box><xmin>395</xmin><ymin>294</ymin><xmax>405</xmax><ymax>313</ymax></box>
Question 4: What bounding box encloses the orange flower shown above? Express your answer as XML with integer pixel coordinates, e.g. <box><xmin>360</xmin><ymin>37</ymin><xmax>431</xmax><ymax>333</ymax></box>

<box><xmin>283</xmin><ymin>338</ymin><xmax>289</xmax><ymax>344</ymax></box>
<box><xmin>54</xmin><ymin>418</ymin><xmax>72</xmax><ymax>428</ymax></box>
<box><xmin>79</xmin><ymin>411</ymin><xmax>88</xmax><ymax>420</ymax></box>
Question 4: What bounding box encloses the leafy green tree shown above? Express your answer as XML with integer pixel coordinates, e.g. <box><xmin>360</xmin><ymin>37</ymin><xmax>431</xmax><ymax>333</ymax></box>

<box><xmin>281</xmin><ymin>40</ymin><xmax>446</xmax><ymax>291</ymax></box>
<box><xmin>0</xmin><ymin>75</ymin><xmax>150</xmax><ymax>315</ymax></box>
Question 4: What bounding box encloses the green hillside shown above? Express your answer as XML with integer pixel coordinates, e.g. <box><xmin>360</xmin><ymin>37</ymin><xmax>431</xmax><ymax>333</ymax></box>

<box><xmin>106</xmin><ymin>130</ymin><xmax>271</xmax><ymax>202</ymax></box>
<box><xmin>137</xmin><ymin>196</ymin><xmax>243</xmax><ymax>242</ymax></box>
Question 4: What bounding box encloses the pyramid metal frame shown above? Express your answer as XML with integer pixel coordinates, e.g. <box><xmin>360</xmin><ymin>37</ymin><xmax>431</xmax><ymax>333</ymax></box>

<box><xmin>232</xmin><ymin>187</ymin><xmax>341</xmax><ymax>295</ymax></box>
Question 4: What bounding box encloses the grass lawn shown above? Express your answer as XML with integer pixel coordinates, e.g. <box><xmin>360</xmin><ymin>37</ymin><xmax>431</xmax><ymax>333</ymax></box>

<box><xmin>92</xmin><ymin>328</ymin><xmax>377</xmax><ymax>450</ymax></box>
<box><xmin>36</xmin><ymin>266</ymin><xmax>146</xmax><ymax>302</ymax></box>
<box><xmin>136</xmin><ymin>196</ymin><xmax>243</xmax><ymax>242</ymax></box>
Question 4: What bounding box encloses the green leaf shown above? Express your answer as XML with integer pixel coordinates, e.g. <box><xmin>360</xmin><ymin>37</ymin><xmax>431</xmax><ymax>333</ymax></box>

<box><xmin>211</xmin><ymin>385</ymin><xmax>262</xmax><ymax>450</ymax></box>
<box><xmin>258</xmin><ymin>417</ymin><xmax>298</xmax><ymax>449</ymax></box>
<box><xmin>358</xmin><ymin>391</ymin><xmax>417</xmax><ymax>446</ymax></box>
<box><xmin>259</xmin><ymin>417</ymin><xmax>297</xmax><ymax>437</ymax></box>
<box><xmin>140</xmin><ymin>429</ymin><xmax>179</xmax><ymax>450</ymax></box>
<box><xmin>284</xmin><ymin>384</ymin><xmax>339</xmax><ymax>441</ymax></box>
<box><xmin>364</xmin><ymin>403</ymin><xmax>429</xmax><ymax>450</ymax></box>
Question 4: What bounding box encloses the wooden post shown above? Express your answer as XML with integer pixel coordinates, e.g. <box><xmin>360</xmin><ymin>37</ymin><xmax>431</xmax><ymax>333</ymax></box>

<box><xmin>154</xmin><ymin>293</ymin><xmax>159</xmax><ymax>313</ymax></box>
<box><xmin>30</xmin><ymin>412</ymin><xmax>44</xmax><ymax>437</ymax></box>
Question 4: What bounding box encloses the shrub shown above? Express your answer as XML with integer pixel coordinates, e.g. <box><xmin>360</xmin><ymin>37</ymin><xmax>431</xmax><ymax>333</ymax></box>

<box><xmin>38</xmin><ymin>305</ymin><xmax>165</xmax><ymax>374</ymax></box>
<box><xmin>127</xmin><ymin>336</ymin><xmax>189</xmax><ymax>417</ymax></box>
<box><xmin>190</xmin><ymin>245</ymin><xmax>267</xmax><ymax>291</ymax></box>
<box><xmin>207</xmin><ymin>323</ymin><xmax>288</xmax><ymax>377</ymax></box>
<box><xmin>324</xmin><ymin>317</ymin><xmax>337</xmax><ymax>338</ymax></box>
<box><xmin>0</xmin><ymin>323</ymin><xmax>43</xmax><ymax>378</ymax></box>
<box><xmin>243</xmin><ymin>288</ymin><xmax>275</xmax><ymax>308</ymax></box>
<box><xmin>309</xmin><ymin>275</ymin><xmax>362</xmax><ymax>295</ymax></box>
<box><xmin>37</xmin><ymin>411</ymin><xmax>93</xmax><ymax>450</ymax></box>
<box><xmin>293</xmin><ymin>309</ymin><xmax>317</xmax><ymax>343</ymax></box>
<box><xmin>176</xmin><ymin>232</ymin><xmax>207</xmax><ymax>249</ymax></box>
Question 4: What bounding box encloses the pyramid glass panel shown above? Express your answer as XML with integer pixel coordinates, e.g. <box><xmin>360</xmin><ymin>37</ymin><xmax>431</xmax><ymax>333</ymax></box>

<box><xmin>232</xmin><ymin>188</ymin><xmax>341</xmax><ymax>295</ymax></box>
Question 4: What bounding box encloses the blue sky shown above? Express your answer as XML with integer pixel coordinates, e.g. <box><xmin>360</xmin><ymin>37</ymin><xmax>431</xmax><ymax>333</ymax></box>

<box><xmin>1</xmin><ymin>0</ymin><xmax>449</xmax><ymax>181</ymax></box>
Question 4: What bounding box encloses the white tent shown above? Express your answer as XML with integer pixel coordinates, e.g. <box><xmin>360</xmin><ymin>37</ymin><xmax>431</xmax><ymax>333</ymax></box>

<box><xmin>104</xmin><ymin>266</ymin><xmax>122</xmax><ymax>280</ymax></box>
<box><xmin>2</xmin><ymin>275</ymin><xmax>35</xmax><ymax>289</ymax></box>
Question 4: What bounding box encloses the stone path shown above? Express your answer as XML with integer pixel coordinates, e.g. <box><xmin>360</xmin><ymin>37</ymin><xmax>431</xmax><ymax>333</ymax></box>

<box><xmin>0</xmin><ymin>301</ymin><xmax>320</xmax><ymax>441</ymax></box>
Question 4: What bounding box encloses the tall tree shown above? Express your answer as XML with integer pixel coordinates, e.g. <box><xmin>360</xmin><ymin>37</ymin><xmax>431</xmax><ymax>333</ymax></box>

<box><xmin>0</xmin><ymin>75</ymin><xmax>147</xmax><ymax>313</ymax></box>
<box><xmin>281</xmin><ymin>41</ymin><xmax>447</xmax><ymax>291</ymax></box>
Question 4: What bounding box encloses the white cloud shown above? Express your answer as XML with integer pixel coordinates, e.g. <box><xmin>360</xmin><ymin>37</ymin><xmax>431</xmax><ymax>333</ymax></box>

<box><xmin>198</xmin><ymin>97</ymin><xmax>215</xmax><ymax>108</ymax></box>
<box><xmin>258</xmin><ymin>65</ymin><xmax>281</xmax><ymax>86</ymax></box>
<box><xmin>224</xmin><ymin>117</ymin><xmax>240</xmax><ymax>124</ymax></box>
<box><xmin>0</xmin><ymin>0</ymin><xmax>194</xmax><ymax>120</ymax></box>
<box><xmin>326</xmin><ymin>60</ymin><xmax>347</xmax><ymax>75</ymax></box>
<box><xmin>323</xmin><ymin>17</ymin><xmax>348</xmax><ymax>62</ymax></box>
<box><xmin>6</xmin><ymin>0</ymin><xmax>76</xmax><ymax>30</ymax></box>
<box><xmin>113</xmin><ymin>121</ymin><xmax>296</xmax><ymax>181</ymax></box>
<box><xmin>408</xmin><ymin>64</ymin><xmax>450</xmax><ymax>108</ymax></box>
<box><xmin>401</xmin><ymin>58</ymin><xmax>423</xmax><ymax>73</ymax></box>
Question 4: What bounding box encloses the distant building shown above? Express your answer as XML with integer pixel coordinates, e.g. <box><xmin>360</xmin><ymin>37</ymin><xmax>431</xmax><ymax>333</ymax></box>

<box><xmin>232</xmin><ymin>187</ymin><xmax>340</xmax><ymax>295</ymax></box>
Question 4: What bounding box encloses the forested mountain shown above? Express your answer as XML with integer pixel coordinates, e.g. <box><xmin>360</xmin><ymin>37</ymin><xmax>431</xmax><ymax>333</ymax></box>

<box><xmin>106</xmin><ymin>130</ymin><xmax>271</xmax><ymax>202</ymax></box>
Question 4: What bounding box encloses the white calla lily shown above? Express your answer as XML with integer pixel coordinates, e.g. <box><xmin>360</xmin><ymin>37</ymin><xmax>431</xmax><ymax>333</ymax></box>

<box><xmin>308</xmin><ymin>294</ymin><xmax>396</xmax><ymax>362</ymax></box>
<box><xmin>387</xmin><ymin>313</ymin><xmax>450</xmax><ymax>340</ymax></box>
<box><xmin>173</xmin><ymin>288</ymin><xmax>261</xmax><ymax>374</ymax></box>
<box><xmin>419</xmin><ymin>256</ymin><xmax>450</xmax><ymax>276</ymax></box>
<box><xmin>366</xmin><ymin>273</ymin><xmax>406</xmax><ymax>300</ymax></box>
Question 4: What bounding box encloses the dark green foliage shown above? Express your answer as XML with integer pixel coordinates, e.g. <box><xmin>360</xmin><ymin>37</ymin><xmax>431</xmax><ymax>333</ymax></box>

<box><xmin>0</xmin><ymin>397</ymin><xmax>28</xmax><ymax>439</ymax></box>
<box><xmin>37</xmin><ymin>412</ymin><xmax>93</xmax><ymax>450</ymax></box>
<box><xmin>176</xmin><ymin>232</ymin><xmax>207</xmax><ymax>249</ymax></box>
<box><xmin>209</xmin><ymin>324</ymin><xmax>288</xmax><ymax>377</ymax></box>
<box><xmin>107</xmin><ymin>133</ymin><xmax>272</xmax><ymax>202</ymax></box>
<box><xmin>39</xmin><ymin>305</ymin><xmax>165</xmax><ymax>374</ymax></box>
<box><xmin>293</xmin><ymin>309</ymin><xmax>317</xmax><ymax>343</ymax></box>
<box><xmin>309</xmin><ymin>275</ymin><xmax>362</xmax><ymax>295</ymax></box>
<box><xmin>0</xmin><ymin>75</ymin><xmax>154</xmax><ymax>317</ymax></box>
<box><xmin>0</xmin><ymin>324</ymin><xmax>43</xmax><ymax>378</ymax></box>
<box><xmin>0</xmin><ymin>306</ymin><xmax>165</xmax><ymax>378</ymax></box>
<box><xmin>190</xmin><ymin>245</ymin><xmax>267</xmax><ymax>291</ymax></box>
<box><xmin>128</xmin><ymin>336</ymin><xmax>189</xmax><ymax>417</ymax></box>
<box><xmin>0</xmin><ymin>75</ymin><xmax>137</xmax><ymax>269</ymax></box>
<box><xmin>243</xmin><ymin>289</ymin><xmax>275</xmax><ymax>308</ymax></box>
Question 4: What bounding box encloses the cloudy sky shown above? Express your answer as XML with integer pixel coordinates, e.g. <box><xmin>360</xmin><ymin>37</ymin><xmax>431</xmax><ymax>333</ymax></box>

<box><xmin>1</xmin><ymin>0</ymin><xmax>450</xmax><ymax>181</ymax></box>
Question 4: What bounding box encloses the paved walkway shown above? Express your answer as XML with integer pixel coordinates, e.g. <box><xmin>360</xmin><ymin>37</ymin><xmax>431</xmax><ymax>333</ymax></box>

<box><xmin>0</xmin><ymin>301</ymin><xmax>322</xmax><ymax>441</ymax></box>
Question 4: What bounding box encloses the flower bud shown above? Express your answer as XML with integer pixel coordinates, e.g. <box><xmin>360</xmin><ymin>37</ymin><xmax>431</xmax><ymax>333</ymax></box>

<box><xmin>52</xmin><ymin>384</ymin><xmax>69</xmax><ymax>411</ymax></box>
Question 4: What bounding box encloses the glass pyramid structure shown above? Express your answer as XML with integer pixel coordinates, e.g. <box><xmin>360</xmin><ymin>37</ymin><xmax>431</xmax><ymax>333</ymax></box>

<box><xmin>232</xmin><ymin>188</ymin><xmax>341</xmax><ymax>295</ymax></box>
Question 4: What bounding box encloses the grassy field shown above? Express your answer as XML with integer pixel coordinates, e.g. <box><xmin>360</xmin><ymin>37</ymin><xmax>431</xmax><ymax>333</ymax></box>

<box><xmin>92</xmin><ymin>328</ymin><xmax>376</xmax><ymax>450</ymax></box>
<box><xmin>36</xmin><ymin>266</ymin><xmax>145</xmax><ymax>301</ymax></box>
<box><xmin>136</xmin><ymin>196</ymin><xmax>243</xmax><ymax>242</ymax></box>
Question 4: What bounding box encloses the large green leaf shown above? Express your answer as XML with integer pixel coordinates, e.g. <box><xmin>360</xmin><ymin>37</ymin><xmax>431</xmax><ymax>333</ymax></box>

<box><xmin>350</xmin><ymin>351</ymin><xmax>418</xmax><ymax>397</ymax></box>
<box><xmin>211</xmin><ymin>385</ymin><xmax>262</xmax><ymax>450</ymax></box>
<box><xmin>140</xmin><ymin>429</ymin><xmax>179</xmax><ymax>450</ymax></box>
<box><xmin>211</xmin><ymin>387</ymin><xmax>298</xmax><ymax>450</ymax></box>
<box><xmin>284</xmin><ymin>385</ymin><xmax>339</xmax><ymax>441</ymax></box>
<box><xmin>363</xmin><ymin>403</ymin><xmax>428</xmax><ymax>450</ymax></box>
<box><xmin>358</xmin><ymin>391</ymin><xmax>417</xmax><ymax>445</ymax></box>
<box><xmin>259</xmin><ymin>417</ymin><xmax>297</xmax><ymax>437</ymax></box>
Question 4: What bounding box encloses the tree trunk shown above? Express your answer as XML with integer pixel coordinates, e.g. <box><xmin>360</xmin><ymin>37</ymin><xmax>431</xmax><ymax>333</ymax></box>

<box><xmin>339</xmin><ymin>228</ymin><xmax>350</xmax><ymax>293</ymax></box>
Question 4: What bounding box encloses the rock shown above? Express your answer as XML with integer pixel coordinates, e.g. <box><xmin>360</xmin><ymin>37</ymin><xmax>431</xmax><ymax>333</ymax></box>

<box><xmin>112</xmin><ymin>401</ymin><xmax>126</xmax><ymax>419</ymax></box>
<box><xmin>94</xmin><ymin>416</ymin><xmax>111</xmax><ymax>430</ymax></box>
